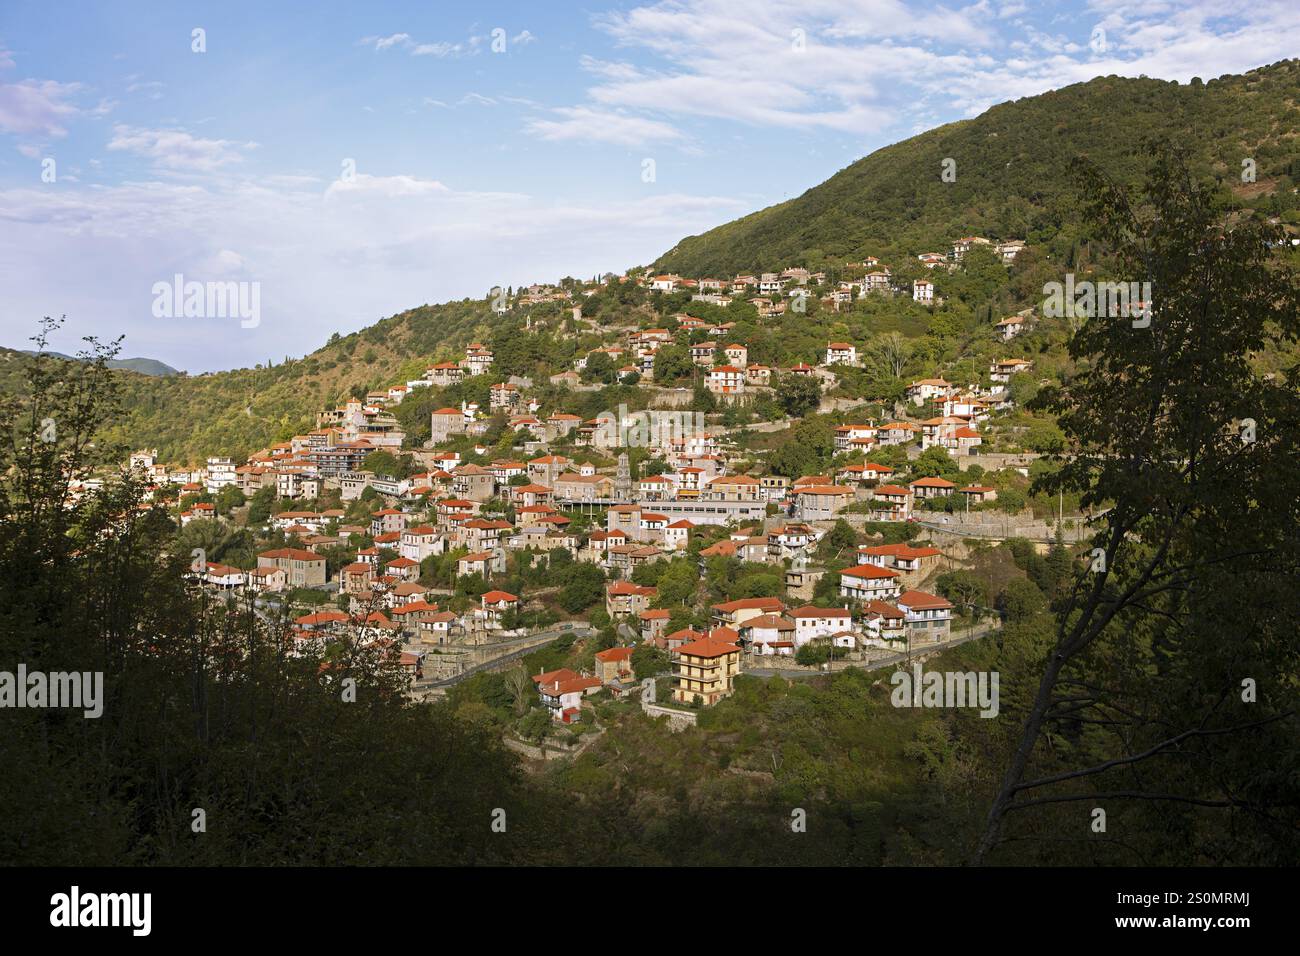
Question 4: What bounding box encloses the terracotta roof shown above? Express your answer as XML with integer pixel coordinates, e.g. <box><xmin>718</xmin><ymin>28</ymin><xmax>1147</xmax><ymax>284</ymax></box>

<box><xmin>898</xmin><ymin>590</ymin><xmax>954</xmax><ymax>611</ymax></box>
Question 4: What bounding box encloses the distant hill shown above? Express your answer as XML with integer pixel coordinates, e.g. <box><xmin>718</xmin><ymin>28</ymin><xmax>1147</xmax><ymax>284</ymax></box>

<box><xmin>0</xmin><ymin>298</ymin><xmax>514</xmax><ymax>464</ymax></box>
<box><xmin>653</xmin><ymin>60</ymin><xmax>1300</xmax><ymax>276</ymax></box>
<box><xmin>21</xmin><ymin>350</ymin><xmax>182</xmax><ymax>377</ymax></box>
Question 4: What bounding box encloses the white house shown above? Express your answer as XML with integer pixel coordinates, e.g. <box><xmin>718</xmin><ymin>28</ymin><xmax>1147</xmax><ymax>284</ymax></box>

<box><xmin>839</xmin><ymin>564</ymin><xmax>903</xmax><ymax>602</ymax></box>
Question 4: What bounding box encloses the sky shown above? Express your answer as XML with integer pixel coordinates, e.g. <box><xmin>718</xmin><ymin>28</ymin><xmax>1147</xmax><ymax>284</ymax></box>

<box><xmin>1</xmin><ymin>0</ymin><xmax>1298</xmax><ymax>373</ymax></box>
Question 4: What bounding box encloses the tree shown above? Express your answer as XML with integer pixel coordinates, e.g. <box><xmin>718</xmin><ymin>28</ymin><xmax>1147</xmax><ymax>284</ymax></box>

<box><xmin>976</xmin><ymin>147</ymin><xmax>1300</xmax><ymax>864</ymax></box>
<box><xmin>818</xmin><ymin>519</ymin><xmax>858</xmax><ymax>560</ymax></box>
<box><xmin>775</xmin><ymin>373</ymin><xmax>822</xmax><ymax>418</ymax></box>
<box><xmin>558</xmin><ymin>563</ymin><xmax>605</xmax><ymax>613</ymax></box>
<box><xmin>653</xmin><ymin>344</ymin><xmax>693</xmax><ymax>383</ymax></box>
<box><xmin>869</xmin><ymin>330</ymin><xmax>912</xmax><ymax>380</ymax></box>
<box><xmin>996</xmin><ymin>578</ymin><xmax>1046</xmax><ymax>621</ymax></box>
<box><xmin>247</xmin><ymin>485</ymin><xmax>277</xmax><ymax>523</ymax></box>
<box><xmin>631</xmin><ymin>644</ymin><xmax>668</xmax><ymax>681</ymax></box>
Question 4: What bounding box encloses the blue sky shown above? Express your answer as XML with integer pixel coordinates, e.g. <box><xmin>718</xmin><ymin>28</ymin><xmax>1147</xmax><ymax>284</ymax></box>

<box><xmin>2</xmin><ymin>0</ymin><xmax>1297</xmax><ymax>372</ymax></box>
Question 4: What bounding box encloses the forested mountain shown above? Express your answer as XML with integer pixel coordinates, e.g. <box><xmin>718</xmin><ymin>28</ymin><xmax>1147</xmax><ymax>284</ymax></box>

<box><xmin>654</xmin><ymin>60</ymin><xmax>1300</xmax><ymax>276</ymax></box>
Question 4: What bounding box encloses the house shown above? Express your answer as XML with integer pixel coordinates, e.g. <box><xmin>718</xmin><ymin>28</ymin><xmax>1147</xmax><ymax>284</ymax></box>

<box><xmin>417</xmin><ymin>611</ymin><xmax>459</xmax><ymax>645</ymax></box>
<box><xmin>257</xmin><ymin>548</ymin><xmax>326</xmax><ymax>587</ymax></box>
<box><xmin>554</xmin><ymin>472</ymin><xmax>615</xmax><ymax>501</ymax></box>
<box><xmin>958</xmin><ymin>485</ymin><xmax>998</xmax><ymax>504</ymax></box>
<box><xmin>548</xmin><ymin>412</ymin><xmax>582</xmax><ymax>437</ymax></box>
<box><xmin>704</xmin><ymin>474</ymin><xmax>761</xmax><ymax>502</ymax></box>
<box><xmin>951</xmin><ymin>426</ymin><xmax>983</xmax><ymax>454</ymax></box>
<box><xmin>824</xmin><ymin>342</ymin><xmax>857</xmax><ymax>366</ymax></box>
<box><xmin>906</xmin><ymin>378</ymin><xmax>952</xmax><ymax>406</ymax></box>
<box><xmin>690</xmin><ymin>343</ymin><xmax>717</xmax><ymax>367</ymax></box>
<box><xmin>739</xmin><ymin>614</ymin><xmax>796</xmax><ymax>655</ymax></box>
<box><xmin>919</xmin><ymin>417</ymin><xmax>966</xmax><ymax>451</ymax></box>
<box><xmin>594</xmin><ymin>646</ymin><xmax>636</xmax><ymax>684</ymax></box>
<box><xmin>760</xmin><ymin>475</ymin><xmax>790</xmax><ymax>502</ymax></box>
<box><xmin>639</xmin><ymin>608</ymin><xmax>672</xmax><ymax>644</ymax></box>
<box><xmin>913</xmin><ymin>279</ymin><xmax>934</xmax><ymax>304</ymax></box>
<box><xmin>834</xmin><ymin>424</ymin><xmax>878</xmax><ymax>452</ymax></box>
<box><xmin>203</xmin><ymin>563</ymin><xmax>245</xmax><ymax>590</ymax></box>
<box><xmin>861</xmin><ymin>600</ymin><xmax>907</xmax><ymax>646</ymax></box>
<box><xmin>219</xmin><ymin>557</ymin><xmax>279</xmax><ymax>592</ymax></box>
<box><xmin>370</xmin><ymin>508</ymin><xmax>408</xmax><ymax>537</ymax></box>
<box><xmin>457</xmin><ymin>550</ymin><xmax>504</xmax><ymax>579</ymax></box>
<box><xmin>723</xmin><ymin>344</ymin><xmax>748</xmax><ymax>367</ymax></box>
<box><xmin>672</xmin><ymin>631</ymin><xmax>742</xmax><ymax>705</ymax></box>
<box><xmin>452</xmin><ymin>464</ymin><xmax>496</xmax><ymax>502</ymax></box>
<box><xmin>995</xmin><ymin>239</ymin><xmax>1025</xmax><ymax>263</ymax></box>
<box><xmin>430</xmin><ymin>407</ymin><xmax>467</xmax><ymax>443</ymax></box>
<box><xmin>768</xmin><ymin>523</ymin><xmax>819</xmax><ymax>559</ymax></box>
<box><xmin>463</xmin><ymin>343</ymin><xmax>494</xmax><ymax>376</ymax></box>
<box><xmin>910</xmin><ymin>476</ymin><xmax>957</xmax><ymax>500</ymax></box>
<box><xmin>480</xmin><ymin>590</ymin><xmax>519</xmax><ymax>628</ymax></box>
<box><xmin>606</xmin><ymin>580</ymin><xmax>657</xmax><ymax>617</ymax></box>
<box><xmin>877</xmin><ymin>422</ymin><xmax>919</xmax><ymax>446</ymax></box>
<box><xmin>862</xmin><ymin>270</ymin><xmax>891</xmax><ymax>293</ymax></box>
<box><xmin>710</xmin><ymin>596</ymin><xmax>785</xmax><ymax>629</ymax></box>
<box><xmin>706</xmin><ymin>365</ymin><xmax>746</xmax><ymax>394</ymax></box>
<box><xmin>989</xmin><ymin>358</ymin><xmax>1033</xmax><ymax>382</ymax></box>
<box><xmin>838</xmin><ymin>563</ymin><xmax>903</xmax><ymax>603</ymax></box>
<box><xmin>528</xmin><ymin>454</ymin><xmax>573</xmax><ymax>486</ymax></box>
<box><xmin>897</xmin><ymin>590</ymin><xmax>954</xmax><ymax>642</ymax></box>
<box><xmin>533</xmin><ymin>668</ymin><xmax>602</xmax><ymax>722</ymax></box>
<box><xmin>793</xmin><ymin>484</ymin><xmax>855</xmax><ymax>521</ymax></box>
<box><xmin>427</xmin><ymin>362</ymin><xmax>465</xmax><ymax>386</ymax></box>
<box><xmin>399</xmin><ymin>525</ymin><xmax>443</xmax><ymax>562</ymax></box>
<box><xmin>638</xmin><ymin>474</ymin><xmax>676</xmax><ymax>501</ymax></box>
<box><xmin>857</xmin><ymin>543</ymin><xmax>943</xmax><ymax>574</ymax></box>
<box><xmin>952</xmin><ymin>236</ymin><xmax>991</xmax><ymax>260</ymax></box>
<box><xmin>384</xmin><ymin>557</ymin><xmax>420</xmax><ymax>582</ymax></box>
<box><xmin>996</xmin><ymin>315</ymin><xmax>1026</xmax><ymax>340</ymax></box>
<box><xmin>664</xmin><ymin>519</ymin><xmax>693</xmax><ymax>551</ymax></box>
<box><xmin>788</xmin><ymin>605</ymin><xmax>854</xmax><ymax>647</ymax></box>
<box><xmin>461</xmin><ymin>517</ymin><xmax>511</xmax><ymax>552</ymax></box>
<box><xmin>339</xmin><ymin>561</ymin><xmax>375</xmax><ymax>596</ymax></box>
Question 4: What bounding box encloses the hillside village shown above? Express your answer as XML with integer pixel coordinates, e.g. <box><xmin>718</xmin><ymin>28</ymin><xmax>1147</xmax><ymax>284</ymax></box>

<box><xmin>97</xmin><ymin>229</ymin><xmax>1087</xmax><ymax>736</ymax></box>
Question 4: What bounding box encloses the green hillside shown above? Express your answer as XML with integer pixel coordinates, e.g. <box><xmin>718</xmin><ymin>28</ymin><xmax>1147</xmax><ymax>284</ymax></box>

<box><xmin>654</xmin><ymin>60</ymin><xmax>1300</xmax><ymax>276</ymax></box>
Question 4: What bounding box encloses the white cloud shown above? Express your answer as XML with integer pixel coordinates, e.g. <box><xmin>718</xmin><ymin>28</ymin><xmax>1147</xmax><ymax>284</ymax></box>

<box><xmin>360</xmin><ymin>32</ymin><xmax>468</xmax><ymax>57</ymax></box>
<box><xmin>125</xmin><ymin>78</ymin><xmax>166</xmax><ymax>100</ymax></box>
<box><xmin>0</xmin><ymin>173</ymin><xmax>747</xmax><ymax>372</ymax></box>
<box><xmin>526</xmin><ymin>106</ymin><xmax>684</xmax><ymax>146</ymax></box>
<box><xmin>106</xmin><ymin>125</ymin><xmax>258</xmax><ymax>172</ymax></box>
<box><xmin>531</xmin><ymin>0</ymin><xmax>1300</xmax><ymax>146</ymax></box>
<box><xmin>0</xmin><ymin>78</ymin><xmax>82</xmax><ymax>137</ymax></box>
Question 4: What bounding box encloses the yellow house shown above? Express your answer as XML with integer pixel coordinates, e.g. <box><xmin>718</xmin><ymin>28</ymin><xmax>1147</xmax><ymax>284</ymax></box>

<box><xmin>672</xmin><ymin>629</ymin><xmax>742</xmax><ymax>706</ymax></box>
